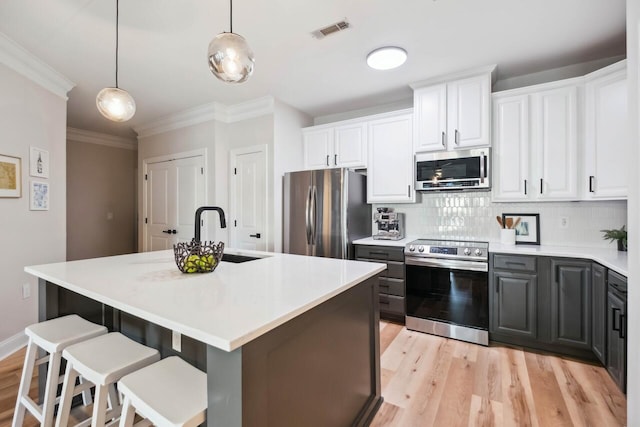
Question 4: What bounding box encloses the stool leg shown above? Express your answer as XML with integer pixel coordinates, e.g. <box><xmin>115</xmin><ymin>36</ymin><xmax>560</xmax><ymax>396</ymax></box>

<box><xmin>91</xmin><ymin>384</ymin><xmax>109</xmax><ymax>427</ymax></box>
<box><xmin>54</xmin><ymin>363</ymin><xmax>78</xmax><ymax>427</ymax></box>
<box><xmin>12</xmin><ymin>340</ymin><xmax>37</xmax><ymax>427</ymax></box>
<box><xmin>41</xmin><ymin>352</ymin><xmax>62</xmax><ymax>427</ymax></box>
<box><xmin>107</xmin><ymin>384</ymin><xmax>120</xmax><ymax>414</ymax></box>
<box><xmin>79</xmin><ymin>376</ymin><xmax>93</xmax><ymax>406</ymax></box>
<box><xmin>117</xmin><ymin>396</ymin><xmax>136</xmax><ymax>427</ymax></box>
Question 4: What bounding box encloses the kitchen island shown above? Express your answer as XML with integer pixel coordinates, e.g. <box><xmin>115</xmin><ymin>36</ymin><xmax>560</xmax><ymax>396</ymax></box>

<box><xmin>25</xmin><ymin>249</ymin><xmax>386</xmax><ymax>427</ymax></box>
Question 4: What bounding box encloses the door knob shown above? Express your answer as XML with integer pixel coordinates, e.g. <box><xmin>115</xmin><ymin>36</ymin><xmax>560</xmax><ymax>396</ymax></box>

<box><xmin>250</xmin><ymin>233</ymin><xmax>261</xmax><ymax>238</ymax></box>
<box><xmin>162</xmin><ymin>229</ymin><xmax>171</xmax><ymax>234</ymax></box>
<box><xmin>172</xmin><ymin>229</ymin><xmax>177</xmax><ymax>234</ymax></box>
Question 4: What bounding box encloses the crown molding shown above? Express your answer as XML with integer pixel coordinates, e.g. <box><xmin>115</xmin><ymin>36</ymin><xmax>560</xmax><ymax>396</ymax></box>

<box><xmin>134</xmin><ymin>96</ymin><xmax>275</xmax><ymax>139</ymax></box>
<box><xmin>67</xmin><ymin>127</ymin><xmax>137</xmax><ymax>151</ymax></box>
<box><xmin>0</xmin><ymin>32</ymin><xmax>74</xmax><ymax>99</ymax></box>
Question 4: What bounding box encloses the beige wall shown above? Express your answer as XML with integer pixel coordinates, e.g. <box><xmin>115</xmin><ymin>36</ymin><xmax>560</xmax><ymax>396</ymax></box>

<box><xmin>67</xmin><ymin>140</ymin><xmax>137</xmax><ymax>260</ymax></box>
<box><xmin>0</xmin><ymin>63</ymin><xmax>67</xmax><ymax>351</ymax></box>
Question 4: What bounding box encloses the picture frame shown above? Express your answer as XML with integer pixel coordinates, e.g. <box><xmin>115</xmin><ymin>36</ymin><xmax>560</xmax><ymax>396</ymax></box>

<box><xmin>30</xmin><ymin>147</ymin><xmax>49</xmax><ymax>178</ymax></box>
<box><xmin>0</xmin><ymin>154</ymin><xmax>22</xmax><ymax>198</ymax></box>
<box><xmin>502</xmin><ymin>213</ymin><xmax>540</xmax><ymax>245</ymax></box>
<box><xmin>30</xmin><ymin>180</ymin><xmax>49</xmax><ymax>211</ymax></box>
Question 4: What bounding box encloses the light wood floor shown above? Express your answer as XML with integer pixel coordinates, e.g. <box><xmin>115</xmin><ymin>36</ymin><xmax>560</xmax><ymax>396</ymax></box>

<box><xmin>371</xmin><ymin>321</ymin><xmax>626</xmax><ymax>427</ymax></box>
<box><xmin>0</xmin><ymin>323</ymin><xmax>627</xmax><ymax>427</ymax></box>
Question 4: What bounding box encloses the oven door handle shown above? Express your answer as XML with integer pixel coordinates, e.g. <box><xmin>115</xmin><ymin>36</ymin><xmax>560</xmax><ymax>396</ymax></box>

<box><xmin>405</xmin><ymin>257</ymin><xmax>488</xmax><ymax>273</ymax></box>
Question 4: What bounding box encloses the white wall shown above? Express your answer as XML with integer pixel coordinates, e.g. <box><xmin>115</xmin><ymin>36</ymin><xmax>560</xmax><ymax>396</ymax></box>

<box><xmin>626</xmin><ymin>0</ymin><xmax>638</xmax><ymax>423</ymax></box>
<box><xmin>0</xmin><ymin>63</ymin><xmax>68</xmax><ymax>356</ymax></box>
<box><xmin>273</xmin><ymin>101</ymin><xmax>312</xmax><ymax>252</ymax></box>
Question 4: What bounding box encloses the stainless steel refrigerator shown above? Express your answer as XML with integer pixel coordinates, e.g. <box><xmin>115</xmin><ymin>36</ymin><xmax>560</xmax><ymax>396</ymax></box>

<box><xmin>284</xmin><ymin>169</ymin><xmax>371</xmax><ymax>259</ymax></box>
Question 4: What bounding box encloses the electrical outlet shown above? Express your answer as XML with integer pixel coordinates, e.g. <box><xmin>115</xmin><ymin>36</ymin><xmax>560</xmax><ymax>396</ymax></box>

<box><xmin>560</xmin><ymin>217</ymin><xmax>569</xmax><ymax>229</ymax></box>
<box><xmin>22</xmin><ymin>283</ymin><xmax>31</xmax><ymax>299</ymax></box>
<box><xmin>172</xmin><ymin>330</ymin><xmax>182</xmax><ymax>352</ymax></box>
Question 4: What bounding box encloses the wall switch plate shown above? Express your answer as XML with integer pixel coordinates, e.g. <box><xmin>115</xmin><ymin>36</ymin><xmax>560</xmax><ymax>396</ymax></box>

<box><xmin>172</xmin><ymin>330</ymin><xmax>182</xmax><ymax>352</ymax></box>
<box><xmin>560</xmin><ymin>217</ymin><xmax>569</xmax><ymax>229</ymax></box>
<box><xmin>22</xmin><ymin>283</ymin><xmax>31</xmax><ymax>299</ymax></box>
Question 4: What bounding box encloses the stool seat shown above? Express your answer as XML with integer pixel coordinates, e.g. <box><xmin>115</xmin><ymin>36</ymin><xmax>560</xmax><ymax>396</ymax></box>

<box><xmin>62</xmin><ymin>333</ymin><xmax>160</xmax><ymax>386</ymax></box>
<box><xmin>118</xmin><ymin>357</ymin><xmax>207</xmax><ymax>427</ymax></box>
<box><xmin>25</xmin><ymin>314</ymin><xmax>108</xmax><ymax>354</ymax></box>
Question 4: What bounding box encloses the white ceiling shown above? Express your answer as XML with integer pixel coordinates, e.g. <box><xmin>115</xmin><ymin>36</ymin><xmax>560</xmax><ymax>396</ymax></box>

<box><xmin>0</xmin><ymin>0</ymin><xmax>626</xmax><ymax>138</ymax></box>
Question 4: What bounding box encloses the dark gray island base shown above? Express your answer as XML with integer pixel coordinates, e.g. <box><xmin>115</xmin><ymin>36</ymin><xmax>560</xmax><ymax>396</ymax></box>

<box><xmin>38</xmin><ymin>275</ymin><xmax>382</xmax><ymax>427</ymax></box>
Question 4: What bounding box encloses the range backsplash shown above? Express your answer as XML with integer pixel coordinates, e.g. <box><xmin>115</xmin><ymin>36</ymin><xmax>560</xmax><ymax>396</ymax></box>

<box><xmin>373</xmin><ymin>192</ymin><xmax>627</xmax><ymax>249</ymax></box>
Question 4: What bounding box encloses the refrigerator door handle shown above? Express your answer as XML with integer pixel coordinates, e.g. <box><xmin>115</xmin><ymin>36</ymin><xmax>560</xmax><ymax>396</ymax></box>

<box><xmin>305</xmin><ymin>185</ymin><xmax>312</xmax><ymax>245</ymax></box>
<box><xmin>311</xmin><ymin>186</ymin><xmax>318</xmax><ymax>245</ymax></box>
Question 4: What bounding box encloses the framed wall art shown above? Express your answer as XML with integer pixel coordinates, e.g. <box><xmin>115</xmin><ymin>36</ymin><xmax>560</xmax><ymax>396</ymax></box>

<box><xmin>0</xmin><ymin>154</ymin><xmax>22</xmax><ymax>198</ymax></box>
<box><xmin>502</xmin><ymin>213</ymin><xmax>540</xmax><ymax>245</ymax></box>
<box><xmin>30</xmin><ymin>180</ymin><xmax>49</xmax><ymax>211</ymax></box>
<box><xmin>30</xmin><ymin>147</ymin><xmax>49</xmax><ymax>178</ymax></box>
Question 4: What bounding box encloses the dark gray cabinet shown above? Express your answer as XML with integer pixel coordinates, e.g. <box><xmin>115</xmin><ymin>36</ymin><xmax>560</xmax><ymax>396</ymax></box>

<box><xmin>606</xmin><ymin>270</ymin><xmax>627</xmax><ymax>392</ymax></box>
<box><xmin>591</xmin><ymin>263</ymin><xmax>607</xmax><ymax>364</ymax></box>
<box><xmin>549</xmin><ymin>259</ymin><xmax>592</xmax><ymax>350</ymax></box>
<box><xmin>355</xmin><ymin>244</ymin><xmax>405</xmax><ymax>322</ymax></box>
<box><xmin>490</xmin><ymin>255</ymin><xmax>538</xmax><ymax>344</ymax></box>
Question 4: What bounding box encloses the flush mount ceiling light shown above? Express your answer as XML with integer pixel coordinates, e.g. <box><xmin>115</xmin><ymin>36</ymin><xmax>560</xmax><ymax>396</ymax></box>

<box><xmin>96</xmin><ymin>0</ymin><xmax>136</xmax><ymax>122</ymax></box>
<box><xmin>366</xmin><ymin>47</ymin><xmax>407</xmax><ymax>70</ymax></box>
<box><xmin>207</xmin><ymin>0</ymin><xmax>255</xmax><ymax>83</ymax></box>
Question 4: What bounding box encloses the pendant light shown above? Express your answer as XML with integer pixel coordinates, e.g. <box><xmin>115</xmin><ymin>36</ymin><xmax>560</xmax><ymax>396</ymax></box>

<box><xmin>207</xmin><ymin>0</ymin><xmax>254</xmax><ymax>83</ymax></box>
<box><xmin>96</xmin><ymin>0</ymin><xmax>136</xmax><ymax>122</ymax></box>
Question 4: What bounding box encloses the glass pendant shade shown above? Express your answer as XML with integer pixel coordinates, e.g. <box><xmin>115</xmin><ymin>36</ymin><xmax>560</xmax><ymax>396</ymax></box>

<box><xmin>207</xmin><ymin>32</ymin><xmax>255</xmax><ymax>83</ymax></box>
<box><xmin>96</xmin><ymin>87</ymin><xmax>136</xmax><ymax>122</ymax></box>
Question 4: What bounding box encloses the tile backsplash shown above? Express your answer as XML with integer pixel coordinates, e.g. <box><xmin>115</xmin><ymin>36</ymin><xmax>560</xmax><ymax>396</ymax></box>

<box><xmin>374</xmin><ymin>192</ymin><xmax>627</xmax><ymax>249</ymax></box>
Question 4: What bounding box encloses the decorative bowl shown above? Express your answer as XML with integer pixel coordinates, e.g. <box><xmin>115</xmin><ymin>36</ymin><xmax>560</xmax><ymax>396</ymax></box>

<box><xmin>173</xmin><ymin>240</ymin><xmax>224</xmax><ymax>273</ymax></box>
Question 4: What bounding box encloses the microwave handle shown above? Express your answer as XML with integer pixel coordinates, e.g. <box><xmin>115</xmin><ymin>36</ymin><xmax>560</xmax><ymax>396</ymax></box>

<box><xmin>480</xmin><ymin>152</ymin><xmax>486</xmax><ymax>178</ymax></box>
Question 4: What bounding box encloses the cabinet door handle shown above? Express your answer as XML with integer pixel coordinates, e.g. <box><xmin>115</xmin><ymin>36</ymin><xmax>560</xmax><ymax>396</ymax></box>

<box><xmin>589</xmin><ymin>176</ymin><xmax>595</xmax><ymax>193</ymax></box>
<box><xmin>441</xmin><ymin>131</ymin><xmax>446</xmax><ymax>147</ymax></box>
<box><xmin>619</xmin><ymin>314</ymin><xmax>625</xmax><ymax>339</ymax></box>
<box><xmin>495</xmin><ymin>280</ymin><xmax>499</xmax><ymax>293</ymax></box>
<box><xmin>454</xmin><ymin>129</ymin><xmax>460</xmax><ymax>145</ymax></box>
<box><xmin>506</xmin><ymin>261</ymin><xmax>526</xmax><ymax>267</ymax></box>
<box><xmin>334</xmin><ymin>154</ymin><xmax>337</xmax><ymax>166</ymax></box>
<box><xmin>524</xmin><ymin>179</ymin><xmax>527</xmax><ymax>195</ymax></box>
<box><xmin>326</xmin><ymin>155</ymin><xmax>329</xmax><ymax>167</ymax></box>
<box><xmin>408</xmin><ymin>185</ymin><xmax>411</xmax><ymax>197</ymax></box>
<box><xmin>612</xmin><ymin>307</ymin><xmax>621</xmax><ymax>332</ymax></box>
<box><xmin>540</xmin><ymin>178</ymin><xmax>543</xmax><ymax>194</ymax></box>
<box><xmin>369</xmin><ymin>251</ymin><xmax>389</xmax><ymax>258</ymax></box>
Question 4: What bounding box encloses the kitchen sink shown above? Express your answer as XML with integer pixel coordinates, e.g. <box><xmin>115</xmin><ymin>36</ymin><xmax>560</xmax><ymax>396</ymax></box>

<box><xmin>221</xmin><ymin>253</ymin><xmax>261</xmax><ymax>263</ymax></box>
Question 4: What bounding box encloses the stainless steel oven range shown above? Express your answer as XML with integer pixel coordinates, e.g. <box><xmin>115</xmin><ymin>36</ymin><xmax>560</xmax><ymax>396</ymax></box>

<box><xmin>404</xmin><ymin>239</ymin><xmax>489</xmax><ymax>346</ymax></box>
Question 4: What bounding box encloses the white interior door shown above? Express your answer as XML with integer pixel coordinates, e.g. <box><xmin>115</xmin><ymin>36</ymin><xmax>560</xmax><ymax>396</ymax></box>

<box><xmin>145</xmin><ymin>154</ymin><xmax>205</xmax><ymax>251</ymax></box>
<box><xmin>230</xmin><ymin>146</ymin><xmax>267</xmax><ymax>251</ymax></box>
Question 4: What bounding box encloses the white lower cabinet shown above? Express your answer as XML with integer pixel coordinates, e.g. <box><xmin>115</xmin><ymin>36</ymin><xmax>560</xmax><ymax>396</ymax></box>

<box><xmin>583</xmin><ymin>61</ymin><xmax>628</xmax><ymax>200</ymax></box>
<box><xmin>367</xmin><ymin>112</ymin><xmax>415</xmax><ymax>203</ymax></box>
<box><xmin>492</xmin><ymin>80</ymin><xmax>578</xmax><ymax>202</ymax></box>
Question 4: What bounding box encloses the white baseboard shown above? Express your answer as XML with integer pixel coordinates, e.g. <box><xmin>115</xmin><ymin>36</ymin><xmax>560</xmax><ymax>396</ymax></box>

<box><xmin>0</xmin><ymin>331</ymin><xmax>27</xmax><ymax>361</ymax></box>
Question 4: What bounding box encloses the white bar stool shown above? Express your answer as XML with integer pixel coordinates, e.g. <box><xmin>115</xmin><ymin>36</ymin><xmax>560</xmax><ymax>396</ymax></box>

<box><xmin>55</xmin><ymin>333</ymin><xmax>160</xmax><ymax>427</ymax></box>
<box><xmin>118</xmin><ymin>357</ymin><xmax>207</xmax><ymax>427</ymax></box>
<box><xmin>13</xmin><ymin>314</ymin><xmax>108</xmax><ymax>427</ymax></box>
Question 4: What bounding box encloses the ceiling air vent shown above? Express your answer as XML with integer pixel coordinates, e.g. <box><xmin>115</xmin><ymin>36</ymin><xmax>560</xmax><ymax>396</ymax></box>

<box><xmin>312</xmin><ymin>20</ymin><xmax>350</xmax><ymax>39</ymax></box>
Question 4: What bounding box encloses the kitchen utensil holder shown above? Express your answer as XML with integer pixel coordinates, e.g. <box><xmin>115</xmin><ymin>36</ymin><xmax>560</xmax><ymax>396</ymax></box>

<box><xmin>174</xmin><ymin>240</ymin><xmax>224</xmax><ymax>273</ymax></box>
<box><xmin>500</xmin><ymin>229</ymin><xmax>516</xmax><ymax>245</ymax></box>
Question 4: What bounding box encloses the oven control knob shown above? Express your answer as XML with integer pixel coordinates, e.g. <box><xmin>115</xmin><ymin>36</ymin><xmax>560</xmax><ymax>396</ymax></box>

<box><xmin>418</xmin><ymin>245</ymin><xmax>425</xmax><ymax>252</ymax></box>
<box><xmin>474</xmin><ymin>249</ymin><xmax>483</xmax><ymax>256</ymax></box>
<box><xmin>463</xmin><ymin>248</ymin><xmax>471</xmax><ymax>256</ymax></box>
<box><xmin>408</xmin><ymin>245</ymin><xmax>415</xmax><ymax>252</ymax></box>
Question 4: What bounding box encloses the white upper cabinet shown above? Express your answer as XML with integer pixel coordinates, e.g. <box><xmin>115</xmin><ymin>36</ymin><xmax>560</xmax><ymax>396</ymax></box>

<box><xmin>302</xmin><ymin>122</ymin><xmax>367</xmax><ymax>169</ymax></box>
<box><xmin>492</xmin><ymin>94</ymin><xmax>530</xmax><ymax>201</ymax></box>
<box><xmin>492</xmin><ymin>80</ymin><xmax>579</xmax><ymax>202</ymax></box>
<box><xmin>413</xmin><ymin>69</ymin><xmax>493</xmax><ymax>153</ymax></box>
<box><xmin>532</xmin><ymin>85</ymin><xmax>578</xmax><ymax>200</ymax></box>
<box><xmin>583</xmin><ymin>61</ymin><xmax>628</xmax><ymax>200</ymax></box>
<box><xmin>367</xmin><ymin>112</ymin><xmax>415</xmax><ymax>203</ymax></box>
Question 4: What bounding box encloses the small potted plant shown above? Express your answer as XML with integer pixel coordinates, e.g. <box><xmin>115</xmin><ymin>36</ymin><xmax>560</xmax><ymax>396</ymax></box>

<box><xmin>601</xmin><ymin>225</ymin><xmax>627</xmax><ymax>252</ymax></box>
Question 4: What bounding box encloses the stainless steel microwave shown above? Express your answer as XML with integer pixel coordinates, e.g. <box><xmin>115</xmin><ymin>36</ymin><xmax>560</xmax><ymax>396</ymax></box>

<box><xmin>415</xmin><ymin>148</ymin><xmax>490</xmax><ymax>191</ymax></box>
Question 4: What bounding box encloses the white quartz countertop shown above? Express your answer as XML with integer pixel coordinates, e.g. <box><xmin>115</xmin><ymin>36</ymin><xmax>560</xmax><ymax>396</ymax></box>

<box><xmin>489</xmin><ymin>243</ymin><xmax>628</xmax><ymax>276</ymax></box>
<box><xmin>25</xmin><ymin>249</ymin><xmax>386</xmax><ymax>352</ymax></box>
<box><xmin>353</xmin><ymin>236</ymin><xmax>418</xmax><ymax>247</ymax></box>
